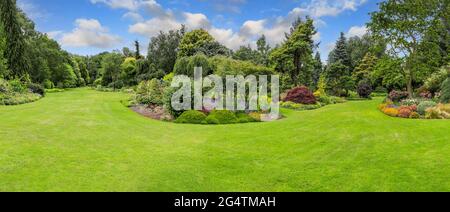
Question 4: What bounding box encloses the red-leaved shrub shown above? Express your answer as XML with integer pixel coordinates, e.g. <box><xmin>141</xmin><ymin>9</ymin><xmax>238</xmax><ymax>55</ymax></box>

<box><xmin>283</xmin><ymin>86</ymin><xmax>317</xmax><ymax>105</ymax></box>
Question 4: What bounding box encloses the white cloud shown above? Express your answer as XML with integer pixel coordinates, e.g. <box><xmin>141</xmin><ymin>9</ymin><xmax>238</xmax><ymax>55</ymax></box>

<box><xmin>210</xmin><ymin>27</ymin><xmax>250</xmax><ymax>50</ymax></box>
<box><xmin>183</xmin><ymin>13</ymin><xmax>211</xmax><ymax>29</ymax></box>
<box><xmin>129</xmin><ymin>17</ymin><xmax>181</xmax><ymax>37</ymax></box>
<box><xmin>307</xmin><ymin>0</ymin><xmax>368</xmax><ymax>18</ymax></box>
<box><xmin>347</xmin><ymin>25</ymin><xmax>367</xmax><ymax>38</ymax></box>
<box><xmin>91</xmin><ymin>0</ymin><xmax>368</xmax><ymax>51</ymax></box>
<box><xmin>60</xmin><ymin>19</ymin><xmax>122</xmax><ymax>48</ymax></box>
<box><xmin>240</xmin><ymin>20</ymin><xmax>266</xmax><ymax>37</ymax></box>
<box><xmin>90</xmin><ymin>0</ymin><xmax>141</xmax><ymax>10</ymax></box>
<box><xmin>123</xmin><ymin>12</ymin><xmax>144</xmax><ymax>22</ymax></box>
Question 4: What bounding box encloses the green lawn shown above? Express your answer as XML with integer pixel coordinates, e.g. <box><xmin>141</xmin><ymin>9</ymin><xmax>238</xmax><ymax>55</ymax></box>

<box><xmin>0</xmin><ymin>88</ymin><xmax>449</xmax><ymax>192</ymax></box>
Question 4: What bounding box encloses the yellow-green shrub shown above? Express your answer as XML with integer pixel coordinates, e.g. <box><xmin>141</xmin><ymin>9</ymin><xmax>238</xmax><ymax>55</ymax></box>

<box><xmin>378</xmin><ymin>103</ymin><xmax>388</xmax><ymax>111</ymax></box>
<box><xmin>409</xmin><ymin>112</ymin><xmax>420</xmax><ymax>119</ymax></box>
<box><xmin>425</xmin><ymin>104</ymin><xmax>450</xmax><ymax>119</ymax></box>
<box><xmin>248</xmin><ymin>112</ymin><xmax>262</xmax><ymax>122</ymax></box>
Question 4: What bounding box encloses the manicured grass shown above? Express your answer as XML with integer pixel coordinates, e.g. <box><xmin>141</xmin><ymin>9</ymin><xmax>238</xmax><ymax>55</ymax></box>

<box><xmin>0</xmin><ymin>88</ymin><xmax>449</xmax><ymax>191</ymax></box>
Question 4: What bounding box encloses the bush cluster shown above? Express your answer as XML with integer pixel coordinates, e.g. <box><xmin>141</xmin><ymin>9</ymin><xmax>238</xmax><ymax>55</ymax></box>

<box><xmin>417</xmin><ymin>101</ymin><xmax>437</xmax><ymax>115</ymax></box>
<box><xmin>388</xmin><ymin>90</ymin><xmax>409</xmax><ymax>102</ymax></box>
<box><xmin>207</xmin><ymin>110</ymin><xmax>238</xmax><ymax>124</ymax></box>
<box><xmin>174</xmin><ymin>109</ymin><xmax>262</xmax><ymax>125</ymax></box>
<box><xmin>398</xmin><ymin>105</ymin><xmax>416</xmax><ymax>118</ymax></box>
<box><xmin>135</xmin><ymin>79</ymin><xmax>165</xmax><ymax>105</ymax></box>
<box><xmin>0</xmin><ymin>79</ymin><xmax>43</xmax><ymax>105</ymax></box>
<box><xmin>28</xmin><ymin>83</ymin><xmax>45</xmax><ymax>96</ymax></box>
<box><xmin>425</xmin><ymin>104</ymin><xmax>450</xmax><ymax>119</ymax></box>
<box><xmin>0</xmin><ymin>92</ymin><xmax>41</xmax><ymax>105</ymax></box>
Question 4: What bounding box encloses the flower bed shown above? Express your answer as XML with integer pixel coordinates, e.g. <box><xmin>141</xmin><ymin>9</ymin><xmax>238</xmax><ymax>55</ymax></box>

<box><xmin>125</xmin><ymin>79</ymin><xmax>281</xmax><ymax>125</ymax></box>
<box><xmin>379</xmin><ymin>98</ymin><xmax>450</xmax><ymax>119</ymax></box>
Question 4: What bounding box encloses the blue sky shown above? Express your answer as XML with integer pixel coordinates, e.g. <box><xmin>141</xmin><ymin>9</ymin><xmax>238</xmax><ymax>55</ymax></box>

<box><xmin>18</xmin><ymin>0</ymin><xmax>382</xmax><ymax>61</ymax></box>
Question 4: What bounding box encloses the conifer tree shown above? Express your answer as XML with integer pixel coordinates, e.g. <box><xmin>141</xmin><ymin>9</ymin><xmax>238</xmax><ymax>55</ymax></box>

<box><xmin>0</xmin><ymin>0</ymin><xmax>29</xmax><ymax>79</ymax></box>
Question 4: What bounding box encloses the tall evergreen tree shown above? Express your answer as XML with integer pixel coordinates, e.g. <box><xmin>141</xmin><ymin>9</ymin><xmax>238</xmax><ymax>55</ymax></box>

<box><xmin>326</xmin><ymin>32</ymin><xmax>354</xmax><ymax>96</ymax></box>
<box><xmin>312</xmin><ymin>52</ymin><xmax>323</xmax><ymax>89</ymax></box>
<box><xmin>233</xmin><ymin>45</ymin><xmax>258</xmax><ymax>62</ymax></box>
<box><xmin>270</xmin><ymin>17</ymin><xmax>317</xmax><ymax>86</ymax></box>
<box><xmin>0</xmin><ymin>0</ymin><xmax>29</xmax><ymax>79</ymax></box>
<box><xmin>134</xmin><ymin>40</ymin><xmax>141</xmax><ymax>59</ymax></box>
<box><xmin>328</xmin><ymin>32</ymin><xmax>351</xmax><ymax>68</ymax></box>
<box><xmin>256</xmin><ymin>35</ymin><xmax>271</xmax><ymax>66</ymax></box>
<box><xmin>353</xmin><ymin>52</ymin><xmax>378</xmax><ymax>83</ymax></box>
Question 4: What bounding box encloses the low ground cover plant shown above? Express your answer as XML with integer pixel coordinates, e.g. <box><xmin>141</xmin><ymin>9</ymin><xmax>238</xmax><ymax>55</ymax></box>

<box><xmin>0</xmin><ymin>79</ymin><xmax>44</xmax><ymax>105</ymax></box>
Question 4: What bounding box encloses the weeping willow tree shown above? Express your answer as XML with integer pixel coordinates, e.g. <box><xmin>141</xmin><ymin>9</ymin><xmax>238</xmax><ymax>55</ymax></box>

<box><xmin>0</xmin><ymin>0</ymin><xmax>29</xmax><ymax>79</ymax></box>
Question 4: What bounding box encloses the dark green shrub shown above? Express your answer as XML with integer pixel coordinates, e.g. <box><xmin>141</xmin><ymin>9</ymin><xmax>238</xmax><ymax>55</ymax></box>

<box><xmin>163</xmin><ymin>87</ymin><xmax>184</xmax><ymax>118</ymax></box>
<box><xmin>318</xmin><ymin>95</ymin><xmax>332</xmax><ymax>105</ymax></box>
<box><xmin>173</xmin><ymin>57</ymin><xmax>190</xmax><ymax>76</ymax></box>
<box><xmin>187</xmin><ymin>53</ymin><xmax>211</xmax><ymax>76</ymax></box>
<box><xmin>107</xmin><ymin>80</ymin><xmax>124</xmax><ymax>90</ymax></box>
<box><xmin>417</xmin><ymin>101</ymin><xmax>437</xmax><ymax>115</ymax></box>
<box><xmin>43</xmin><ymin>79</ymin><xmax>54</xmax><ymax>89</ymax></box>
<box><xmin>27</xmin><ymin>83</ymin><xmax>45</xmax><ymax>96</ymax></box>
<box><xmin>208</xmin><ymin>110</ymin><xmax>238</xmax><ymax>124</ymax></box>
<box><xmin>440</xmin><ymin>77</ymin><xmax>450</xmax><ymax>103</ymax></box>
<box><xmin>373</xmin><ymin>86</ymin><xmax>387</xmax><ymax>93</ymax></box>
<box><xmin>9</xmin><ymin>79</ymin><xmax>26</xmax><ymax>93</ymax></box>
<box><xmin>357</xmin><ymin>80</ymin><xmax>373</xmax><ymax>98</ymax></box>
<box><xmin>175</xmin><ymin>110</ymin><xmax>207</xmax><ymax>124</ymax></box>
<box><xmin>174</xmin><ymin>54</ymin><xmax>211</xmax><ymax>77</ymax></box>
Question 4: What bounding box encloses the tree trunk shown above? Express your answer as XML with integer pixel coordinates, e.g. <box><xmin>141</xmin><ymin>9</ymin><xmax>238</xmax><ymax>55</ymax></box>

<box><xmin>406</xmin><ymin>77</ymin><xmax>413</xmax><ymax>98</ymax></box>
<box><xmin>406</xmin><ymin>69</ymin><xmax>413</xmax><ymax>98</ymax></box>
<box><xmin>294</xmin><ymin>54</ymin><xmax>300</xmax><ymax>86</ymax></box>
